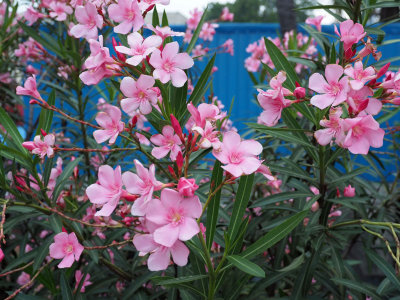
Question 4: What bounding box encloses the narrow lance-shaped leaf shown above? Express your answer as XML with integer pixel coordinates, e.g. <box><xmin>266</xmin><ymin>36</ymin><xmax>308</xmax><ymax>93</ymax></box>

<box><xmin>206</xmin><ymin>160</ymin><xmax>224</xmax><ymax>250</ymax></box>
<box><xmin>227</xmin><ymin>255</ymin><xmax>265</xmax><ymax>278</ymax></box>
<box><xmin>228</xmin><ymin>174</ymin><xmax>255</xmax><ymax>242</ymax></box>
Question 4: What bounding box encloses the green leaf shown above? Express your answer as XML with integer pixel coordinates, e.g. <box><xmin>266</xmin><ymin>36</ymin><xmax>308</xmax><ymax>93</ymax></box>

<box><xmin>206</xmin><ymin>160</ymin><xmax>224</xmax><ymax>250</ymax></box>
<box><xmin>122</xmin><ymin>272</ymin><xmax>161</xmax><ymax>300</ymax></box>
<box><xmin>60</xmin><ymin>271</ymin><xmax>73</xmax><ymax>300</ymax></box>
<box><xmin>152</xmin><ymin>5</ymin><xmax>160</xmax><ymax>26</ymax></box>
<box><xmin>365</xmin><ymin>249</ymin><xmax>400</xmax><ymax>292</ymax></box>
<box><xmin>186</xmin><ymin>7</ymin><xmax>208</xmax><ymax>54</ymax></box>
<box><xmin>278</xmin><ymin>253</ymin><xmax>305</xmax><ymax>272</ymax></box>
<box><xmin>52</xmin><ymin>156</ymin><xmax>82</xmax><ymax>202</ymax></box>
<box><xmin>328</xmin><ymin>167</ymin><xmax>369</xmax><ymax>186</ymax></box>
<box><xmin>35</xmin><ymin>90</ymin><xmax>55</xmax><ymax>136</ymax></box>
<box><xmin>264</xmin><ymin>37</ymin><xmax>300</xmax><ymax>90</ymax></box>
<box><xmin>33</xmin><ymin>235</ymin><xmax>54</xmax><ymax>272</ymax></box>
<box><xmin>48</xmin><ymin>214</ymin><xmax>62</xmax><ymax>233</ymax></box>
<box><xmin>153</xmin><ymin>275</ymin><xmax>208</xmax><ymax>286</ymax></box>
<box><xmin>228</xmin><ymin>174</ymin><xmax>254</xmax><ymax>242</ymax></box>
<box><xmin>268</xmin><ymin>164</ymin><xmax>317</xmax><ymax>184</ymax></box>
<box><xmin>227</xmin><ymin>255</ymin><xmax>265</xmax><ymax>278</ymax></box>
<box><xmin>0</xmin><ymin>106</ymin><xmax>27</xmax><ymax>154</ymax></box>
<box><xmin>331</xmin><ymin>278</ymin><xmax>381</xmax><ymax>299</ymax></box>
<box><xmin>250</xmin><ymin>191</ymin><xmax>313</xmax><ymax>208</ymax></box>
<box><xmin>248</xmin><ymin>123</ymin><xmax>313</xmax><ymax>148</ymax></box>
<box><xmin>240</xmin><ymin>210</ymin><xmax>308</xmax><ymax>260</ymax></box>
<box><xmin>362</xmin><ymin>1</ymin><xmax>400</xmax><ymax>10</ymax></box>
<box><xmin>180</xmin><ymin>54</ymin><xmax>216</xmax><ymax>124</ymax></box>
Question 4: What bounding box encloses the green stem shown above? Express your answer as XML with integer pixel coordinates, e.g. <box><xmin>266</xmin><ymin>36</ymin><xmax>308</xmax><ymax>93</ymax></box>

<box><xmin>198</xmin><ymin>232</ymin><xmax>216</xmax><ymax>300</ymax></box>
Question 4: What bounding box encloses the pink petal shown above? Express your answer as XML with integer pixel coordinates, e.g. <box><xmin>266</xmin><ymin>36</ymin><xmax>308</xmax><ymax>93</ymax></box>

<box><xmin>180</xmin><ymin>196</ymin><xmax>202</xmax><ymax>219</ymax></box>
<box><xmin>170</xmin><ymin>241</ymin><xmax>189</xmax><ymax>266</ymax></box>
<box><xmin>309</xmin><ymin>73</ymin><xmax>328</xmax><ymax>93</ymax></box>
<box><xmin>58</xmin><ymin>254</ymin><xmax>75</xmax><ymax>268</ymax></box>
<box><xmin>170</xmin><ymin>68</ymin><xmax>188</xmax><ymax>87</ymax></box>
<box><xmin>147</xmin><ymin>248</ymin><xmax>170</xmax><ymax>271</ymax></box>
<box><xmin>151</xmin><ymin>146</ymin><xmax>170</xmax><ymax>159</ymax></box>
<box><xmin>325</xmin><ymin>64</ymin><xmax>344</xmax><ymax>84</ymax></box>
<box><xmin>133</xmin><ymin>234</ymin><xmax>158</xmax><ymax>253</ymax></box>
<box><xmin>153</xmin><ymin>223</ymin><xmax>180</xmax><ymax>247</ymax></box>
<box><xmin>146</xmin><ymin>199</ymin><xmax>168</xmax><ymax>224</ymax></box>
<box><xmin>310</xmin><ymin>94</ymin><xmax>335</xmax><ymax>109</ymax></box>
<box><xmin>178</xmin><ymin>218</ymin><xmax>199</xmax><ymax>241</ymax></box>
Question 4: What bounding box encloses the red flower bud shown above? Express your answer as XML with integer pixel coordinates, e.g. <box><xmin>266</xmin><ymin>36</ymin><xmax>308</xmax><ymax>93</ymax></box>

<box><xmin>294</xmin><ymin>87</ymin><xmax>306</xmax><ymax>99</ymax></box>
<box><xmin>29</xmin><ymin>99</ymin><xmax>39</xmax><ymax>105</ymax></box>
<box><xmin>40</xmin><ymin>129</ymin><xmax>47</xmax><ymax>136</ymax></box>
<box><xmin>131</xmin><ymin>116</ymin><xmax>138</xmax><ymax>128</ymax></box>
<box><xmin>112</xmin><ymin>37</ymin><xmax>126</xmax><ymax>62</ymax></box>
<box><xmin>170</xmin><ymin>114</ymin><xmax>184</xmax><ymax>141</ymax></box>
<box><xmin>168</xmin><ymin>165</ymin><xmax>177</xmax><ymax>178</ymax></box>
<box><xmin>377</xmin><ymin>62</ymin><xmax>391</xmax><ymax>78</ymax></box>
<box><xmin>176</xmin><ymin>151</ymin><xmax>184</xmax><ymax>174</ymax></box>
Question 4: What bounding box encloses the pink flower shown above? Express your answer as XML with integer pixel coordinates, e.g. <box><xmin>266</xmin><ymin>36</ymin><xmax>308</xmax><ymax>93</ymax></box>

<box><xmin>16</xmin><ymin>75</ymin><xmax>42</xmax><ymax>100</ymax></box>
<box><xmin>80</xmin><ymin>36</ymin><xmax>119</xmax><ymax>85</ymax></box>
<box><xmin>200</xmin><ymin>23</ymin><xmax>218</xmax><ymax>41</ymax></box>
<box><xmin>108</xmin><ymin>0</ymin><xmax>144</xmax><ymax>34</ymax></box>
<box><xmin>221</xmin><ymin>7</ymin><xmax>234</xmax><ymax>22</ymax></box>
<box><xmin>187</xmin><ymin>102</ymin><xmax>220</xmax><ymax>129</ymax></box>
<box><xmin>146</xmin><ymin>188</ymin><xmax>202</xmax><ymax>247</ymax></box>
<box><xmin>187</xmin><ymin>8</ymin><xmax>202</xmax><ymax>30</ymax></box>
<box><xmin>93</xmin><ymin>105</ymin><xmax>125</xmax><ymax>145</ymax></box>
<box><xmin>146</xmin><ymin>24</ymin><xmax>184</xmax><ymax>41</ymax></box>
<box><xmin>212</xmin><ymin>131</ymin><xmax>263</xmax><ymax>177</ymax></box>
<box><xmin>49</xmin><ymin>232</ymin><xmax>84</xmax><ymax>268</ymax></box>
<box><xmin>116</xmin><ymin>32</ymin><xmax>162</xmax><ymax>66</ymax></box>
<box><xmin>150</xmin><ymin>125</ymin><xmax>182</xmax><ymax>161</ymax></box>
<box><xmin>314</xmin><ymin>107</ymin><xmax>345</xmax><ymax>146</ymax></box>
<box><xmin>309</xmin><ymin>64</ymin><xmax>349</xmax><ymax>109</ymax></box>
<box><xmin>70</xmin><ymin>2</ymin><xmax>103</xmax><ymax>41</ymax></box>
<box><xmin>75</xmin><ymin>270</ymin><xmax>92</xmax><ymax>292</ymax></box>
<box><xmin>347</xmin><ymin>87</ymin><xmax>382</xmax><ymax>115</ymax></box>
<box><xmin>256</xmin><ymin>164</ymin><xmax>276</xmax><ymax>181</ymax></box>
<box><xmin>344</xmin><ymin>61</ymin><xmax>375</xmax><ymax>90</ymax></box>
<box><xmin>86</xmin><ymin>165</ymin><xmax>123</xmax><ymax>216</ymax></box>
<box><xmin>17</xmin><ymin>272</ymin><xmax>31</xmax><ymax>286</ymax></box>
<box><xmin>24</xmin><ymin>6</ymin><xmax>46</xmax><ymax>26</ymax></box>
<box><xmin>177</xmin><ymin>178</ymin><xmax>199</xmax><ymax>197</ymax></box>
<box><xmin>49</xmin><ymin>1</ymin><xmax>73</xmax><ymax>21</ymax></box>
<box><xmin>334</xmin><ymin>20</ymin><xmax>366</xmax><ymax>51</ymax></box>
<box><xmin>22</xmin><ymin>134</ymin><xmax>55</xmax><ymax>159</ymax></box>
<box><xmin>257</xmin><ymin>71</ymin><xmax>292</xmax><ymax>126</ymax></box>
<box><xmin>120</xmin><ymin>75</ymin><xmax>158</xmax><ymax>115</ymax></box>
<box><xmin>343</xmin><ymin>185</ymin><xmax>355</xmax><ymax>197</ymax></box>
<box><xmin>222</xmin><ymin>39</ymin><xmax>234</xmax><ymax>56</ymax></box>
<box><xmin>122</xmin><ymin>160</ymin><xmax>163</xmax><ymax>216</ymax></box>
<box><xmin>0</xmin><ymin>247</ymin><xmax>4</xmax><ymax>262</ymax></box>
<box><xmin>149</xmin><ymin>42</ymin><xmax>194</xmax><ymax>87</ymax></box>
<box><xmin>139</xmin><ymin>0</ymin><xmax>170</xmax><ymax>9</ymax></box>
<box><xmin>133</xmin><ymin>220</ymin><xmax>189</xmax><ymax>271</ymax></box>
<box><xmin>342</xmin><ymin>115</ymin><xmax>385</xmax><ymax>154</ymax></box>
<box><xmin>305</xmin><ymin>16</ymin><xmax>323</xmax><ymax>32</ymax></box>
<box><xmin>192</xmin><ymin>121</ymin><xmax>221</xmax><ymax>149</ymax></box>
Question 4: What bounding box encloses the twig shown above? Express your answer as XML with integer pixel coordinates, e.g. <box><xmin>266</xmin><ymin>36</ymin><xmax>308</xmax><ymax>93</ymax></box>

<box><xmin>84</xmin><ymin>238</ymin><xmax>133</xmax><ymax>250</ymax></box>
<box><xmin>0</xmin><ymin>202</ymin><xmax>7</xmax><ymax>244</ymax></box>
<box><xmin>0</xmin><ymin>261</ymin><xmax>34</xmax><ymax>277</ymax></box>
<box><xmin>5</xmin><ymin>259</ymin><xmax>53</xmax><ymax>300</ymax></box>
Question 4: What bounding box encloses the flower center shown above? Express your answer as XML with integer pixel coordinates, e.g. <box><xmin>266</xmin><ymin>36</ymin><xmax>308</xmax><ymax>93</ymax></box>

<box><xmin>137</xmin><ymin>91</ymin><xmax>146</xmax><ymax>100</ymax></box>
<box><xmin>64</xmin><ymin>243</ymin><xmax>74</xmax><ymax>254</ymax></box>
<box><xmin>328</xmin><ymin>82</ymin><xmax>342</xmax><ymax>96</ymax></box>
<box><xmin>229</xmin><ymin>152</ymin><xmax>242</xmax><ymax>164</ymax></box>
<box><xmin>162</xmin><ymin>60</ymin><xmax>175</xmax><ymax>73</ymax></box>
<box><xmin>352</xmin><ymin>124</ymin><xmax>364</xmax><ymax>137</ymax></box>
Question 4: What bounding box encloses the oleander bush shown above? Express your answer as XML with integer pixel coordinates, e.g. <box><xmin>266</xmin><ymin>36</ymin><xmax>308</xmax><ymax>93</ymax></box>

<box><xmin>1</xmin><ymin>0</ymin><xmax>400</xmax><ymax>299</ymax></box>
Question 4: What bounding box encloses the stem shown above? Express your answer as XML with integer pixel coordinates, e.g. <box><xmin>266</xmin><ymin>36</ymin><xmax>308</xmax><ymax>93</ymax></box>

<box><xmin>317</xmin><ymin>146</ymin><xmax>330</xmax><ymax>226</ymax></box>
<box><xmin>0</xmin><ymin>261</ymin><xmax>34</xmax><ymax>277</ymax></box>
<box><xmin>198</xmin><ymin>232</ymin><xmax>216</xmax><ymax>300</ymax></box>
<box><xmin>197</xmin><ymin>180</ymin><xmax>227</xmax><ymax>224</ymax></box>
<box><xmin>5</xmin><ymin>259</ymin><xmax>53</xmax><ymax>300</ymax></box>
<box><xmin>84</xmin><ymin>238</ymin><xmax>133</xmax><ymax>250</ymax></box>
<box><xmin>77</xmin><ymin>86</ymin><xmax>92</xmax><ymax>180</ymax></box>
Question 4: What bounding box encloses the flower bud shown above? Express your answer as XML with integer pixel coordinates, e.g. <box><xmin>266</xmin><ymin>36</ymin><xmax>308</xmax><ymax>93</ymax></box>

<box><xmin>177</xmin><ymin>177</ymin><xmax>199</xmax><ymax>197</ymax></box>
<box><xmin>40</xmin><ymin>129</ymin><xmax>47</xmax><ymax>136</ymax></box>
<box><xmin>294</xmin><ymin>87</ymin><xmax>306</xmax><ymax>99</ymax></box>
<box><xmin>343</xmin><ymin>185</ymin><xmax>355</xmax><ymax>197</ymax></box>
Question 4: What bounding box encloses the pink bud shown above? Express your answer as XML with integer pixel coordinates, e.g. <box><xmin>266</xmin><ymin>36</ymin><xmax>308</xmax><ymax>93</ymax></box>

<box><xmin>177</xmin><ymin>177</ymin><xmax>199</xmax><ymax>197</ymax></box>
<box><xmin>22</xmin><ymin>141</ymin><xmax>36</xmax><ymax>151</ymax></box>
<box><xmin>377</xmin><ymin>63</ymin><xmax>391</xmax><ymax>78</ymax></box>
<box><xmin>176</xmin><ymin>151</ymin><xmax>184</xmax><ymax>172</ymax></box>
<box><xmin>40</xmin><ymin>129</ymin><xmax>47</xmax><ymax>136</ymax></box>
<box><xmin>29</xmin><ymin>99</ymin><xmax>39</xmax><ymax>105</ymax></box>
<box><xmin>167</xmin><ymin>165</ymin><xmax>177</xmax><ymax>178</ymax></box>
<box><xmin>170</xmin><ymin>114</ymin><xmax>183</xmax><ymax>141</ymax></box>
<box><xmin>311</xmin><ymin>201</ymin><xmax>319</xmax><ymax>212</ymax></box>
<box><xmin>343</xmin><ymin>185</ymin><xmax>355</xmax><ymax>197</ymax></box>
<box><xmin>131</xmin><ymin>116</ymin><xmax>138</xmax><ymax>128</ymax></box>
<box><xmin>0</xmin><ymin>248</ymin><xmax>4</xmax><ymax>262</ymax></box>
<box><xmin>294</xmin><ymin>87</ymin><xmax>306</xmax><ymax>99</ymax></box>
